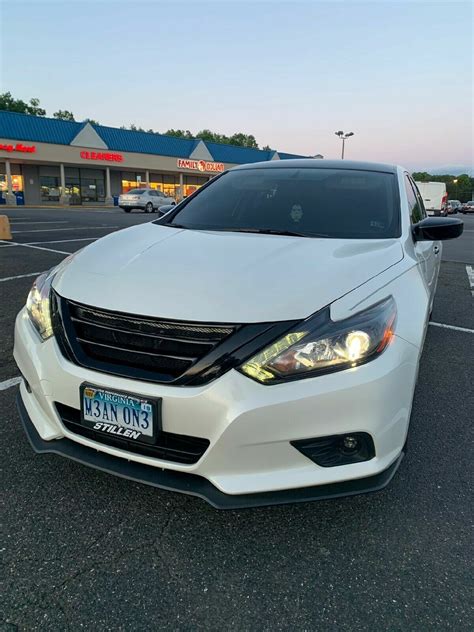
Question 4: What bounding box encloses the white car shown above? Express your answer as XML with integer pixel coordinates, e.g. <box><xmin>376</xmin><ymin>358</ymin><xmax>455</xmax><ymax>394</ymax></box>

<box><xmin>118</xmin><ymin>188</ymin><xmax>175</xmax><ymax>213</ymax></box>
<box><xmin>14</xmin><ymin>160</ymin><xmax>463</xmax><ymax>508</ymax></box>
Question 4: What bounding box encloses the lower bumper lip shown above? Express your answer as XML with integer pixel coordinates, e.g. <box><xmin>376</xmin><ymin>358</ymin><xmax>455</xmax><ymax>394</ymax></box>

<box><xmin>17</xmin><ymin>389</ymin><xmax>404</xmax><ymax>510</ymax></box>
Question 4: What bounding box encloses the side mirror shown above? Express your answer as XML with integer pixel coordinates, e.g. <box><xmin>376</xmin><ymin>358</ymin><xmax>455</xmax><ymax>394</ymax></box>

<box><xmin>412</xmin><ymin>217</ymin><xmax>463</xmax><ymax>241</ymax></box>
<box><xmin>157</xmin><ymin>204</ymin><xmax>175</xmax><ymax>217</ymax></box>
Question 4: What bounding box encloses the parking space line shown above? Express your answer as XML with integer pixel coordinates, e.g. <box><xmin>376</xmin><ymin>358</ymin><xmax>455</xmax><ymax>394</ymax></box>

<box><xmin>0</xmin><ymin>240</ymin><xmax>69</xmax><ymax>255</ymax></box>
<box><xmin>26</xmin><ymin>237</ymin><xmax>99</xmax><ymax>245</ymax></box>
<box><xmin>9</xmin><ymin>221</ymin><xmax>70</xmax><ymax>225</ymax></box>
<box><xmin>429</xmin><ymin>322</ymin><xmax>474</xmax><ymax>334</ymax></box>
<box><xmin>0</xmin><ymin>271</ymin><xmax>43</xmax><ymax>283</ymax></box>
<box><xmin>0</xmin><ymin>376</ymin><xmax>21</xmax><ymax>391</ymax></box>
<box><xmin>466</xmin><ymin>265</ymin><xmax>474</xmax><ymax>296</ymax></box>
<box><xmin>12</xmin><ymin>226</ymin><xmax>118</xmax><ymax>234</ymax></box>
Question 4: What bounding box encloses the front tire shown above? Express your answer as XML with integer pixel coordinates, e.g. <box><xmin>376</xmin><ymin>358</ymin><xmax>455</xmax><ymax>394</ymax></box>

<box><xmin>123</xmin><ymin>208</ymin><xmax>132</xmax><ymax>213</ymax></box>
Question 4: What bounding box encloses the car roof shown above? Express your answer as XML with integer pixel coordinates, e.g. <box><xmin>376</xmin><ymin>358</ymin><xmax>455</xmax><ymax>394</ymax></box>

<box><xmin>231</xmin><ymin>158</ymin><xmax>399</xmax><ymax>174</ymax></box>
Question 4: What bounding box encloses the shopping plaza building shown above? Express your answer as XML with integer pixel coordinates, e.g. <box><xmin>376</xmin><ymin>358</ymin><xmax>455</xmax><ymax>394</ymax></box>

<box><xmin>0</xmin><ymin>111</ymin><xmax>310</xmax><ymax>206</ymax></box>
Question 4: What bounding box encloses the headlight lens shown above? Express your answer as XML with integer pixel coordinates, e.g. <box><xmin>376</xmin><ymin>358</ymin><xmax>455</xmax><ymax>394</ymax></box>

<box><xmin>239</xmin><ymin>296</ymin><xmax>397</xmax><ymax>384</ymax></box>
<box><xmin>26</xmin><ymin>270</ymin><xmax>55</xmax><ymax>340</ymax></box>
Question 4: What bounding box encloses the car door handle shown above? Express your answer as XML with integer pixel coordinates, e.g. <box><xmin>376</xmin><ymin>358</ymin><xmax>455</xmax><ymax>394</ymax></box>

<box><xmin>433</xmin><ymin>245</ymin><xmax>440</xmax><ymax>255</ymax></box>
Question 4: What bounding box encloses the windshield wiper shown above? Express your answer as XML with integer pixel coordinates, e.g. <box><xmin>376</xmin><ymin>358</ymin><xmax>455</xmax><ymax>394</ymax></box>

<box><xmin>229</xmin><ymin>228</ymin><xmax>329</xmax><ymax>238</ymax></box>
<box><xmin>164</xmin><ymin>225</ymin><xmax>329</xmax><ymax>238</ymax></box>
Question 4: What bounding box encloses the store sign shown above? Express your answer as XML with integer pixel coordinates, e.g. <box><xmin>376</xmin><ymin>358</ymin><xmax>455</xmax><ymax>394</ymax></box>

<box><xmin>80</xmin><ymin>151</ymin><xmax>124</xmax><ymax>162</ymax></box>
<box><xmin>0</xmin><ymin>142</ymin><xmax>36</xmax><ymax>153</ymax></box>
<box><xmin>177</xmin><ymin>159</ymin><xmax>225</xmax><ymax>173</ymax></box>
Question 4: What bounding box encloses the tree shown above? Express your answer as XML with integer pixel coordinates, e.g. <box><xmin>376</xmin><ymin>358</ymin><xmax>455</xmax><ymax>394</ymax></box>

<box><xmin>84</xmin><ymin>118</ymin><xmax>100</xmax><ymax>126</ymax></box>
<box><xmin>0</xmin><ymin>92</ymin><xmax>46</xmax><ymax>116</ymax></box>
<box><xmin>412</xmin><ymin>172</ymin><xmax>431</xmax><ymax>182</ymax></box>
<box><xmin>228</xmin><ymin>133</ymin><xmax>258</xmax><ymax>148</ymax></box>
<box><xmin>164</xmin><ymin>129</ymin><xmax>194</xmax><ymax>139</ymax></box>
<box><xmin>53</xmin><ymin>110</ymin><xmax>75</xmax><ymax>121</ymax></box>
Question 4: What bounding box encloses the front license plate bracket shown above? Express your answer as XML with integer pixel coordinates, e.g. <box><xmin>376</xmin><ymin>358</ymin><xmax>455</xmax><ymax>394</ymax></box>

<box><xmin>80</xmin><ymin>383</ymin><xmax>162</xmax><ymax>445</ymax></box>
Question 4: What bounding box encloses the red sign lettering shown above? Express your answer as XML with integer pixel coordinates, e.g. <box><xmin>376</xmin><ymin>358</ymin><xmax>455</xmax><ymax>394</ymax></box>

<box><xmin>177</xmin><ymin>159</ymin><xmax>225</xmax><ymax>173</ymax></box>
<box><xmin>80</xmin><ymin>151</ymin><xmax>124</xmax><ymax>162</ymax></box>
<box><xmin>0</xmin><ymin>142</ymin><xmax>36</xmax><ymax>153</ymax></box>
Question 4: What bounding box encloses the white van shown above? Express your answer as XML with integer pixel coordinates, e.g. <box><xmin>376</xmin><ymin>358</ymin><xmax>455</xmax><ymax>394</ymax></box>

<box><xmin>414</xmin><ymin>181</ymin><xmax>448</xmax><ymax>216</ymax></box>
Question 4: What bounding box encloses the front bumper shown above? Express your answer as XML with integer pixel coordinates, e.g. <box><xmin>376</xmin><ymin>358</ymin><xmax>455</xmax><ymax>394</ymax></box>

<box><xmin>17</xmin><ymin>391</ymin><xmax>403</xmax><ymax>509</ymax></box>
<box><xmin>14</xmin><ymin>307</ymin><xmax>419</xmax><ymax>506</ymax></box>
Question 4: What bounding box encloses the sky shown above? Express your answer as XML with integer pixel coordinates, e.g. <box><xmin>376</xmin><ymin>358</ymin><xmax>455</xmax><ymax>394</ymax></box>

<box><xmin>0</xmin><ymin>0</ymin><xmax>472</xmax><ymax>173</ymax></box>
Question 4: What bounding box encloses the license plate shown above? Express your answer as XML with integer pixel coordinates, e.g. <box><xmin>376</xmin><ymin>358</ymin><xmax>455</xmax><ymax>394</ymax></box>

<box><xmin>80</xmin><ymin>384</ymin><xmax>161</xmax><ymax>444</ymax></box>
<box><xmin>426</xmin><ymin>210</ymin><xmax>435</xmax><ymax>216</ymax></box>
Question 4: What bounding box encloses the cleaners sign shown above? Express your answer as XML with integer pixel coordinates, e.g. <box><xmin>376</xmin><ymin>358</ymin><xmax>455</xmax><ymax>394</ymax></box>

<box><xmin>80</xmin><ymin>151</ymin><xmax>124</xmax><ymax>162</ymax></box>
<box><xmin>177</xmin><ymin>159</ymin><xmax>225</xmax><ymax>173</ymax></box>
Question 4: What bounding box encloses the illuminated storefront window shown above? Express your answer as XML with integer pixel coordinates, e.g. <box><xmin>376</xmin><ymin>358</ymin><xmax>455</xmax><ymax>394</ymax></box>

<box><xmin>40</xmin><ymin>176</ymin><xmax>61</xmax><ymax>202</ymax></box>
<box><xmin>184</xmin><ymin>175</ymin><xmax>207</xmax><ymax>198</ymax></box>
<box><xmin>0</xmin><ymin>173</ymin><xmax>24</xmax><ymax>192</ymax></box>
<box><xmin>150</xmin><ymin>174</ymin><xmax>180</xmax><ymax>199</ymax></box>
<box><xmin>121</xmin><ymin>172</ymin><xmax>146</xmax><ymax>193</ymax></box>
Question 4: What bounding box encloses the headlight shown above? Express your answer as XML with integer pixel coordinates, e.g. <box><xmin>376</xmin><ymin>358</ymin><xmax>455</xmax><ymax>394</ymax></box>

<box><xmin>239</xmin><ymin>296</ymin><xmax>397</xmax><ymax>384</ymax></box>
<box><xmin>25</xmin><ymin>252</ymin><xmax>80</xmax><ymax>341</ymax></box>
<box><xmin>26</xmin><ymin>270</ymin><xmax>55</xmax><ymax>340</ymax></box>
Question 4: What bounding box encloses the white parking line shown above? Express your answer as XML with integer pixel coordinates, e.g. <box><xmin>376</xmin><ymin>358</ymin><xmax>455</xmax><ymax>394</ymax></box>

<box><xmin>466</xmin><ymin>265</ymin><xmax>474</xmax><ymax>296</ymax></box>
<box><xmin>0</xmin><ymin>376</ymin><xmax>21</xmax><ymax>391</ymax></box>
<box><xmin>27</xmin><ymin>237</ymin><xmax>99</xmax><ymax>245</ymax></box>
<box><xmin>429</xmin><ymin>322</ymin><xmax>474</xmax><ymax>334</ymax></box>
<box><xmin>9</xmin><ymin>221</ymin><xmax>69</xmax><ymax>225</ymax></box>
<box><xmin>12</xmin><ymin>226</ymin><xmax>118</xmax><ymax>234</ymax></box>
<box><xmin>0</xmin><ymin>271</ymin><xmax>43</xmax><ymax>283</ymax></box>
<box><xmin>0</xmin><ymin>240</ymin><xmax>69</xmax><ymax>254</ymax></box>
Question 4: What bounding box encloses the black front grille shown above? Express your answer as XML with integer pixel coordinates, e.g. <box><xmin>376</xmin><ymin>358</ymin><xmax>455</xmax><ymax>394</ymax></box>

<box><xmin>55</xmin><ymin>402</ymin><xmax>210</xmax><ymax>465</ymax></box>
<box><xmin>51</xmin><ymin>291</ymin><xmax>241</xmax><ymax>384</ymax></box>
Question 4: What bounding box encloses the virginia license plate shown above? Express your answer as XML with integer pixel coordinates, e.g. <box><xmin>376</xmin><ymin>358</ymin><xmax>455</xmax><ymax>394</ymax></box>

<box><xmin>80</xmin><ymin>384</ymin><xmax>161</xmax><ymax>444</ymax></box>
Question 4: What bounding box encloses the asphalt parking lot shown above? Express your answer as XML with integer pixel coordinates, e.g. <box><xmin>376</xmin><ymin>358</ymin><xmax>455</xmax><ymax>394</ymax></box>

<box><xmin>1</xmin><ymin>207</ymin><xmax>473</xmax><ymax>631</ymax></box>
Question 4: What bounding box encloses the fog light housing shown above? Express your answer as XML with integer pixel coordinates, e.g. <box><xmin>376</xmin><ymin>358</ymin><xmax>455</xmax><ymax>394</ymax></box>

<box><xmin>291</xmin><ymin>432</ymin><xmax>375</xmax><ymax>467</ymax></box>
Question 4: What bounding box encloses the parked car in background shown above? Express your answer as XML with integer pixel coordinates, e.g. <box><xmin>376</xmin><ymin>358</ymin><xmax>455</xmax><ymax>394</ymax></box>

<box><xmin>447</xmin><ymin>200</ymin><xmax>462</xmax><ymax>214</ymax></box>
<box><xmin>15</xmin><ymin>159</ymin><xmax>464</xmax><ymax>508</ymax></box>
<box><xmin>119</xmin><ymin>188</ymin><xmax>176</xmax><ymax>213</ymax></box>
<box><xmin>461</xmin><ymin>201</ymin><xmax>474</xmax><ymax>214</ymax></box>
<box><xmin>414</xmin><ymin>181</ymin><xmax>448</xmax><ymax>216</ymax></box>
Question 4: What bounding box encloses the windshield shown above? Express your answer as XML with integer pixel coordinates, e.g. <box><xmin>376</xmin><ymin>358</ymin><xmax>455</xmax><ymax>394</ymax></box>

<box><xmin>126</xmin><ymin>189</ymin><xmax>146</xmax><ymax>195</ymax></box>
<box><xmin>162</xmin><ymin>168</ymin><xmax>400</xmax><ymax>239</ymax></box>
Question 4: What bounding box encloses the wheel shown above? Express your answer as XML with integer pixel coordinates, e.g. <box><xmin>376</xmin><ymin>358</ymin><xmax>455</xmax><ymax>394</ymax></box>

<box><xmin>123</xmin><ymin>208</ymin><xmax>131</xmax><ymax>213</ymax></box>
<box><xmin>145</xmin><ymin>202</ymin><xmax>153</xmax><ymax>213</ymax></box>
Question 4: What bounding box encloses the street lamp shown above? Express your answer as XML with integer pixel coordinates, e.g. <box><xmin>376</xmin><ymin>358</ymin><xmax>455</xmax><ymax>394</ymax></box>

<box><xmin>453</xmin><ymin>178</ymin><xmax>458</xmax><ymax>199</ymax></box>
<box><xmin>335</xmin><ymin>130</ymin><xmax>354</xmax><ymax>159</ymax></box>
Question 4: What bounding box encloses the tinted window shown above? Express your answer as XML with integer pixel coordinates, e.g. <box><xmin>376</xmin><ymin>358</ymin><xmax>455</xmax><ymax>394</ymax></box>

<box><xmin>164</xmin><ymin>168</ymin><xmax>400</xmax><ymax>239</ymax></box>
<box><xmin>405</xmin><ymin>176</ymin><xmax>424</xmax><ymax>224</ymax></box>
<box><xmin>128</xmin><ymin>189</ymin><xmax>146</xmax><ymax>195</ymax></box>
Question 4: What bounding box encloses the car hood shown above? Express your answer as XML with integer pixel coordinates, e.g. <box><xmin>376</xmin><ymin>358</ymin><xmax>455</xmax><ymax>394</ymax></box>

<box><xmin>53</xmin><ymin>223</ymin><xmax>404</xmax><ymax>323</ymax></box>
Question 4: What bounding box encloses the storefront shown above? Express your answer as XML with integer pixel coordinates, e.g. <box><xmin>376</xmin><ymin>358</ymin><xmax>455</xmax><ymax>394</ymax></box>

<box><xmin>0</xmin><ymin>111</ymin><xmax>308</xmax><ymax>206</ymax></box>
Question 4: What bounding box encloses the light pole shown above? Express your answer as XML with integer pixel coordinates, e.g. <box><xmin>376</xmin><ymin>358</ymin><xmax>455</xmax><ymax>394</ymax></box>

<box><xmin>335</xmin><ymin>130</ymin><xmax>354</xmax><ymax>159</ymax></box>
